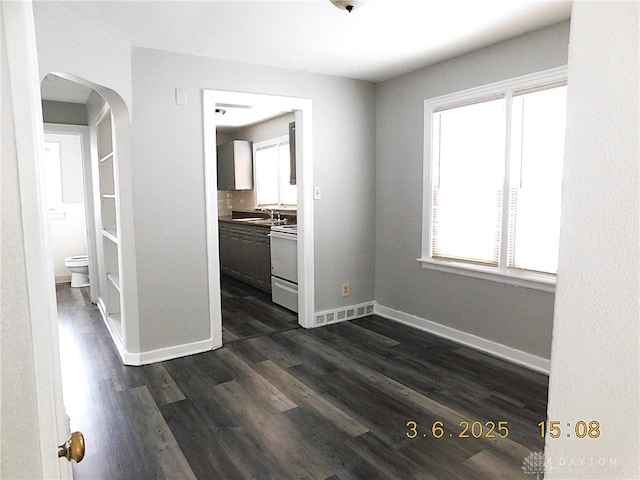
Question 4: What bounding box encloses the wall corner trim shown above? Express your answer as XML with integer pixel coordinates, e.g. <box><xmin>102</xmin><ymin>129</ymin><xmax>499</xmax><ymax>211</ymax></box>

<box><xmin>374</xmin><ymin>304</ymin><xmax>551</xmax><ymax>375</ymax></box>
<box><xmin>127</xmin><ymin>338</ymin><xmax>216</xmax><ymax>366</ymax></box>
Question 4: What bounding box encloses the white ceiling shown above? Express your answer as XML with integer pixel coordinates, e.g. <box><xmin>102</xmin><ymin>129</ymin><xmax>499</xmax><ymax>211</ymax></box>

<box><xmin>45</xmin><ymin>0</ymin><xmax>571</xmax><ymax>83</ymax></box>
<box><xmin>41</xmin><ymin>74</ymin><xmax>93</xmax><ymax>104</ymax></box>
<box><xmin>39</xmin><ymin>0</ymin><xmax>571</xmax><ymax>128</ymax></box>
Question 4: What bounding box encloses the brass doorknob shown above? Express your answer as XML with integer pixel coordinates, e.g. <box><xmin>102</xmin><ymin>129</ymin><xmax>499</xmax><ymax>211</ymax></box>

<box><xmin>58</xmin><ymin>431</ymin><xmax>85</xmax><ymax>463</ymax></box>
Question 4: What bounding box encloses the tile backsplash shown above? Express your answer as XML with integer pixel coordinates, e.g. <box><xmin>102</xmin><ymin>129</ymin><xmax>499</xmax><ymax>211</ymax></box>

<box><xmin>217</xmin><ymin>189</ymin><xmax>257</xmax><ymax>216</ymax></box>
<box><xmin>217</xmin><ymin>191</ymin><xmax>234</xmax><ymax>217</ymax></box>
<box><xmin>233</xmin><ymin>190</ymin><xmax>256</xmax><ymax>210</ymax></box>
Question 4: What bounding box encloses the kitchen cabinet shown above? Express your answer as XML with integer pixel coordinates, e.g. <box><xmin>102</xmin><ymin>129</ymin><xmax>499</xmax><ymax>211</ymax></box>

<box><xmin>218</xmin><ymin>222</ymin><xmax>271</xmax><ymax>292</ymax></box>
<box><xmin>254</xmin><ymin>230</ymin><xmax>271</xmax><ymax>292</ymax></box>
<box><xmin>218</xmin><ymin>225</ymin><xmax>233</xmax><ymax>274</ymax></box>
<box><xmin>240</xmin><ymin>234</ymin><xmax>256</xmax><ymax>284</ymax></box>
<box><xmin>217</xmin><ymin>140</ymin><xmax>253</xmax><ymax>190</ymax></box>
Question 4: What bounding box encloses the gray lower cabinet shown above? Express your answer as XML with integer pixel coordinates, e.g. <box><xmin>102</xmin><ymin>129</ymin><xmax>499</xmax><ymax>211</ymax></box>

<box><xmin>254</xmin><ymin>232</ymin><xmax>271</xmax><ymax>292</ymax></box>
<box><xmin>218</xmin><ymin>226</ymin><xmax>232</xmax><ymax>274</ymax></box>
<box><xmin>219</xmin><ymin>223</ymin><xmax>271</xmax><ymax>293</ymax></box>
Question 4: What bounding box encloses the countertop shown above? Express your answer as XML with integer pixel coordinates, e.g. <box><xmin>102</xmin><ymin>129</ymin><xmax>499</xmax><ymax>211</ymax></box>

<box><xmin>218</xmin><ymin>216</ymin><xmax>273</xmax><ymax>229</ymax></box>
<box><xmin>218</xmin><ymin>214</ymin><xmax>296</xmax><ymax>229</ymax></box>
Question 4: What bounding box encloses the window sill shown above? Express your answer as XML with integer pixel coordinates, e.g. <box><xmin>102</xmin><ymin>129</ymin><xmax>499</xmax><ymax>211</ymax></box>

<box><xmin>417</xmin><ymin>257</ymin><xmax>556</xmax><ymax>293</ymax></box>
<box><xmin>48</xmin><ymin>211</ymin><xmax>66</xmax><ymax>220</ymax></box>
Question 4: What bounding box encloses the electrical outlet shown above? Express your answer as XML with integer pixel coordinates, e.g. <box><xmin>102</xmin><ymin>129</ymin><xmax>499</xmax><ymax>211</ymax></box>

<box><xmin>342</xmin><ymin>282</ymin><xmax>350</xmax><ymax>297</ymax></box>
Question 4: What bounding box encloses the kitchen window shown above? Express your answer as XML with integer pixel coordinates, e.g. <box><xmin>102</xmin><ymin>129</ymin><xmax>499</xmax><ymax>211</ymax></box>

<box><xmin>419</xmin><ymin>67</ymin><xmax>567</xmax><ymax>291</ymax></box>
<box><xmin>254</xmin><ymin>135</ymin><xmax>297</xmax><ymax>207</ymax></box>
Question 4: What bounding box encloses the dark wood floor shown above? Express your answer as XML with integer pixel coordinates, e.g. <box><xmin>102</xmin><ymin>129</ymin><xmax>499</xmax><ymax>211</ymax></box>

<box><xmin>221</xmin><ymin>275</ymin><xmax>299</xmax><ymax>343</ymax></box>
<box><xmin>56</xmin><ymin>277</ymin><xmax>548</xmax><ymax>479</ymax></box>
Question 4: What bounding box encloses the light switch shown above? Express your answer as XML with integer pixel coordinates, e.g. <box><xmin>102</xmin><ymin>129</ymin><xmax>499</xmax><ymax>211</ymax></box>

<box><xmin>175</xmin><ymin>88</ymin><xmax>188</xmax><ymax>106</ymax></box>
<box><xmin>313</xmin><ymin>186</ymin><xmax>322</xmax><ymax>200</ymax></box>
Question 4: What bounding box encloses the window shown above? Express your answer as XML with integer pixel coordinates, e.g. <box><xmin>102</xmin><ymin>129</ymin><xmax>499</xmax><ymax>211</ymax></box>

<box><xmin>254</xmin><ymin>135</ymin><xmax>296</xmax><ymax>207</ymax></box>
<box><xmin>420</xmin><ymin>68</ymin><xmax>567</xmax><ymax>290</ymax></box>
<box><xmin>43</xmin><ymin>141</ymin><xmax>65</xmax><ymax>218</ymax></box>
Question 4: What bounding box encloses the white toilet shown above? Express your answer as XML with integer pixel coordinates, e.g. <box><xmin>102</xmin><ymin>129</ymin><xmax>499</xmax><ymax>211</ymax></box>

<box><xmin>64</xmin><ymin>255</ymin><xmax>89</xmax><ymax>287</ymax></box>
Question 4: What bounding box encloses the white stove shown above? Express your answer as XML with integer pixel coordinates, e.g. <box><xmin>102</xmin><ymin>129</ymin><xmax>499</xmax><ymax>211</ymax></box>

<box><xmin>269</xmin><ymin>224</ymin><xmax>298</xmax><ymax>312</ymax></box>
<box><xmin>271</xmin><ymin>224</ymin><xmax>297</xmax><ymax>235</ymax></box>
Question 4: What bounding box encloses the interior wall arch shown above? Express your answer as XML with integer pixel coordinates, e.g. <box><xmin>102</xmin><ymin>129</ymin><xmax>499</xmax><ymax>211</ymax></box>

<box><xmin>42</xmin><ymin>72</ymin><xmax>140</xmax><ymax>357</ymax></box>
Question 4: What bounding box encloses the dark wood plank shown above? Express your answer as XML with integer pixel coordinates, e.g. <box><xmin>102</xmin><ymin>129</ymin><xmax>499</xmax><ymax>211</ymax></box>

<box><xmin>254</xmin><ymin>359</ymin><xmax>369</xmax><ymax>437</ymax></box>
<box><xmin>56</xmin><ymin>282</ymin><xmax>548</xmax><ymax>480</ymax></box>
<box><xmin>221</xmin><ymin>274</ymin><xmax>298</xmax><ymax>344</ymax></box>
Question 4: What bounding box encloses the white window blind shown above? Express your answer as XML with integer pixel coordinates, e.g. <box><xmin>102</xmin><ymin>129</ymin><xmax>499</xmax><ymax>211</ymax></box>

<box><xmin>255</xmin><ymin>136</ymin><xmax>296</xmax><ymax>207</ymax></box>
<box><xmin>422</xmin><ymin>68</ymin><xmax>567</xmax><ymax>287</ymax></box>
<box><xmin>431</xmin><ymin>98</ymin><xmax>505</xmax><ymax>266</ymax></box>
<box><xmin>508</xmin><ymin>86</ymin><xmax>567</xmax><ymax>274</ymax></box>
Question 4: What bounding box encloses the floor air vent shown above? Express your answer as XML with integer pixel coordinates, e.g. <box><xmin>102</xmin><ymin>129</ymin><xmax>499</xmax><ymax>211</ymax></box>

<box><xmin>313</xmin><ymin>302</ymin><xmax>376</xmax><ymax>328</ymax></box>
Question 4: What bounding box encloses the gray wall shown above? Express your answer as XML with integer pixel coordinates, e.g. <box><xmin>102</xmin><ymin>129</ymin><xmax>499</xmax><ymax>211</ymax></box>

<box><xmin>131</xmin><ymin>47</ymin><xmax>377</xmax><ymax>351</ymax></box>
<box><xmin>42</xmin><ymin>100</ymin><xmax>88</xmax><ymax>125</ymax></box>
<box><xmin>34</xmin><ymin>2</ymin><xmax>133</xmax><ymax>113</ymax></box>
<box><xmin>233</xmin><ymin>112</ymin><xmax>295</xmax><ymax>144</ymax></box>
<box><xmin>375</xmin><ymin>21</ymin><xmax>571</xmax><ymax>359</ymax></box>
<box><xmin>33</xmin><ymin>0</ymin><xmax>569</xmax><ymax>361</ymax></box>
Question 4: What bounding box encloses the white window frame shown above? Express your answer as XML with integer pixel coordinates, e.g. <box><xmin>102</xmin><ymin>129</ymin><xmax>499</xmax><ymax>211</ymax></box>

<box><xmin>418</xmin><ymin>66</ymin><xmax>567</xmax><ymax>293</ymax></box>
<box><xmin>254</xmin><ymin>135</ymin><xmax>297</xmax><ymax>208</ymax></box>
<box><xmin>43</xmin><ymin>141</ymin><xmax>65</xmax><ymax>219</ymax></box>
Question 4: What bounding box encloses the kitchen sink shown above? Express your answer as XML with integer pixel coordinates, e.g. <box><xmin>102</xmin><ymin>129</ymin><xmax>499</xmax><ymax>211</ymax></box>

<box><xmin>248</xmin><ymin>219</ymin><xmax>288</xmax><ymax>226</ymax></box>
<box><xmin>229</xmin><ymin>217</ymin><xmax>289</xmax><ymax>226</ymax></box>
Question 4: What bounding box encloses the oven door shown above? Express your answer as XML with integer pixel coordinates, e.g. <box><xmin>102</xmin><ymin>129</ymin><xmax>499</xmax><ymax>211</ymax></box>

<box><xmin>269</xmin><ymin>230</ymin><xmax>298</xmax><ymax>284</ymax></box>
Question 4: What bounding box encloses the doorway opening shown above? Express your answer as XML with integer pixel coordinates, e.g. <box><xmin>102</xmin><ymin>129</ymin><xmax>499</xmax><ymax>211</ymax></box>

<box><xmin>41</xmin><ymin>75</ymin><xmax>96</xmax><ymax>303</ymax></box>
<box><xmin>41</xmin><ymin>73</ymin><xmax>140</xmax><ymax>367</ymax></box>
<box><xmin>42</xmin><ymin>125</ymin><xmax>93</xmax><ymax>298</ymax></box>
<box><xmin>203</xmin><ymin>90</ymin><xmax>314</xmax><ymax>348</ymax></box>
<box><xmin>39</xmin><ymin>69</ymin><xmax>144</xmax><ymax>477</ymax></box>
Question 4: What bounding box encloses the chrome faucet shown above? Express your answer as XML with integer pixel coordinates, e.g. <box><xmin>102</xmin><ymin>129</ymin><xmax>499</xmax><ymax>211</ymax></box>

<box><xmin>260</xmin><ymin>208</ymin><xmax>275</xmax><ymax>220</ymax></box>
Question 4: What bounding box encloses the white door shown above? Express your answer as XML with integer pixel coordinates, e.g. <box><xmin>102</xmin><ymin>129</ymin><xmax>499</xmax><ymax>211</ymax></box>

<box><xmin>2</xmin><ymin>1</ymin><xmax>74</xmax><ymax>478</ymax></box>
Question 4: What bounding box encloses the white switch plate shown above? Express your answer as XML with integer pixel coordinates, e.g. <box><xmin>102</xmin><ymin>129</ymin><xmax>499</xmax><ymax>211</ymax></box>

<box><xmin>175</xmin><ymin>88</ymin><xmax>188</xmax><ymax>106</ymax></box>
<box><xmin>313</xmin><ymin>186</ymin><xmax>322</xmax><ymax>199</ymax></box>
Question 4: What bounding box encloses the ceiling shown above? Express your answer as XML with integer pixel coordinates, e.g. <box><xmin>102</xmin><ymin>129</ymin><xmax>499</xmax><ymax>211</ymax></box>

<box><xmin>44</xmin><ymin>0</ymin><xmax>571</xmax><ymax>83</ymax></box>
<box><xmin>41</xmin><ymin>74</ymin><xmax>93</xmax><ymax>104</ymax></box>
<box><xmin>39</xmin><ymin>0</ymin><xmax>571</xmax><ymax>127</ymax></box>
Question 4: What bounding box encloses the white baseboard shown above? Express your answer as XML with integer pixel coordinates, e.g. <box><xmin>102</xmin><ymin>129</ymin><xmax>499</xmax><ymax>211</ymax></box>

<box><xmin>374</xmin><ymin>304</ymin><xmax>550</xmax><ymax>375</ymax></box>
<box><xmin>129</xmin><ymin>338</ymin><xmax>216</xmax><ymax>366</ymax></box>
<box><xmin>97</xmin><ymin>298</ymin><xmax>126</xmax><ymax>363</ymax></box>
<box><xmin>97</xmin><ymin>298</ymin><xmax>217</xmax><ymax>366</ymax></box>
<box><xmin>311</xmin><ymin>301</ymin><xmax>376</xmax><ymax>328</ymax></box>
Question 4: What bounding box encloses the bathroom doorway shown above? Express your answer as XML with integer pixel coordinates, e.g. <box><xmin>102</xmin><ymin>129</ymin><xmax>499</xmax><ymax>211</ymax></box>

<box><xmin>42</xmin><ymin>125</ymin><xmax>95</xmax><ymax>299</ymax></box>
<box><xmin>41</xmin><ymin>74</ymin><xmax>97</xmax><ymax>303</ymax></box>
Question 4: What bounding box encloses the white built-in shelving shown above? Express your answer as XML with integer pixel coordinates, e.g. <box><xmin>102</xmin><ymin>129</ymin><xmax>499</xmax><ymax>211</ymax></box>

<box><xmin>96</xmin><ymin>108</ymin><xmax>123</xmax><ymax>339</ymax></box>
